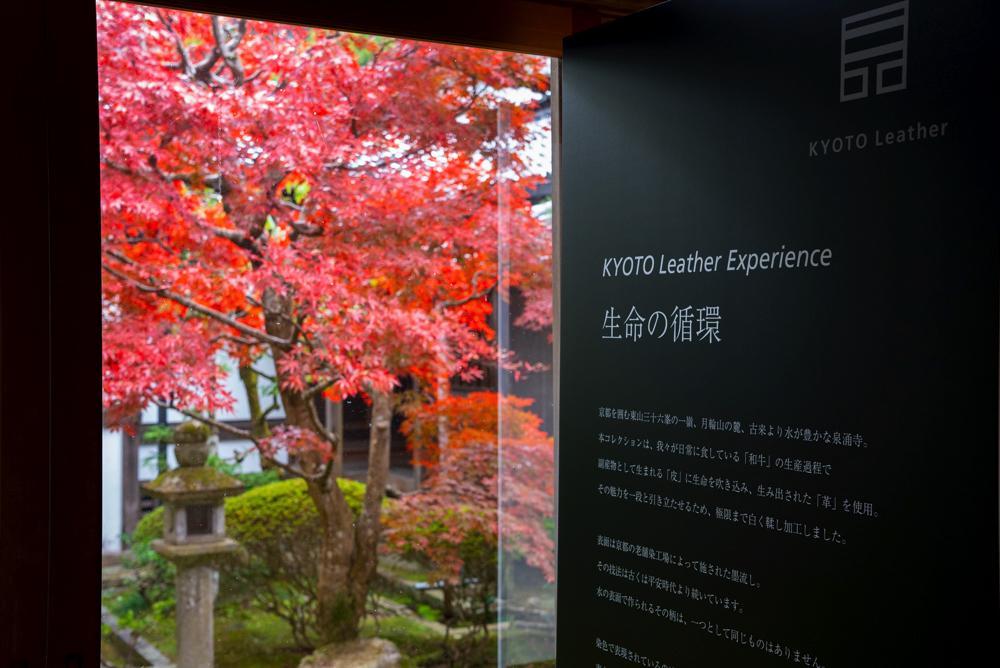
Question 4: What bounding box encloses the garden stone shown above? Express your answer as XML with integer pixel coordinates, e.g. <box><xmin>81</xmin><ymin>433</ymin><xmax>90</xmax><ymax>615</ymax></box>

<box><xmin>299</xmin><ymin>638</ymin><xmax>402</xmax><ymax>668</ymax></box>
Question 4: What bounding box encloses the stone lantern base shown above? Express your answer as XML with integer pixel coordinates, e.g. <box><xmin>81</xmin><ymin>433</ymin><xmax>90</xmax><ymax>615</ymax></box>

<box><xmin>151</xmin><ymin>538</ymin><xmax>239</xmax><ymax>668</ymax></box>
<box><xmin>152</xmin><ymin>538</ymin><xmax>241</xmax><ymax>668</ymax></box>
<box><xmin>176</xmin><ymin>565</ymin><xmax>217</xmax><ymax>668</ymax></box>
<box><xmin>151</xmin><ymin>537</ymin><xmax>240</xmax><ymax>566</ymax></box>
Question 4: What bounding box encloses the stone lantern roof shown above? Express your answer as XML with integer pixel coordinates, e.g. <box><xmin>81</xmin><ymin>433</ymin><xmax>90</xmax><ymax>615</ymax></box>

<box><xmin>144</xmin><ymin>466</ymin><xmax>244</xmax><ymax>505</ymax></box>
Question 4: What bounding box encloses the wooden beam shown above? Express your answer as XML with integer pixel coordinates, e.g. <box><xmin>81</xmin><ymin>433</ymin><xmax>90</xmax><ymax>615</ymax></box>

<box><xmin>143</xmin><ymin>0</ymin><xmax>576</xmax><ymax>56</ymax></box>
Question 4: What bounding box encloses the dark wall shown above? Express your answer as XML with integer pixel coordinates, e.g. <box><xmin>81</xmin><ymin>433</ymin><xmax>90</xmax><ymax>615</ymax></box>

<box><xmin>559</xmin><ymin>1</ymin><xmax>998</xmax><ymax>665</ymax></box>
<box><xmin>1</xmin><ymin>1</ymin><xmax>102</xmax><ymax>666</ymax></box>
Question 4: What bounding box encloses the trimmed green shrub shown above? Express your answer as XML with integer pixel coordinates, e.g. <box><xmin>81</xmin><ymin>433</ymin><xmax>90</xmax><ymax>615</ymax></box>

<box><xmin>132</xmin><ymin>477</ymin><xmax>365</xmax><ymax>545</ymax></box>
<box><xmin>132</xmin><ymin>505</ymin><xmax>166</xmax><ymax>546</ymax></box>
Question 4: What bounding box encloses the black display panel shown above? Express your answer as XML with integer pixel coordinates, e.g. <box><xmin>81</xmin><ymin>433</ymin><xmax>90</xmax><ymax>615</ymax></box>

<box><xmin>557</xmin><ymin>2</ymin><xmax>998</xmax><ymax>666</ymax></box>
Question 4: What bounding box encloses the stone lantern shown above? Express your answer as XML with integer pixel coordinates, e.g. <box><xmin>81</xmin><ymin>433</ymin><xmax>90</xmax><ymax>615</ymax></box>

<box><xmin>142</xmin><ymin>421</ymin><xmax>243</xmax><ymax>668</ymax></box>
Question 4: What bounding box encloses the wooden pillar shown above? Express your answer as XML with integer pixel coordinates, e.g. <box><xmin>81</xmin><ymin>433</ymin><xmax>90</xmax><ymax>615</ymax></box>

<box><xmin>121</xmin><ymin>417</ymin><xmax>140</xmax><ymax>536</ymax></box>
<box><xmin>324</xmin><ymin>398</ymin><xmax>344</xmax><ymax>478</ymax></box>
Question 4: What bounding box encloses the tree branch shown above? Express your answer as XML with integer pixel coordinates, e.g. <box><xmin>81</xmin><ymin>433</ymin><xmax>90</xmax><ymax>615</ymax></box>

<box><xmin>104</xmin><ymin>155</ymin><xmax>261</xmax><ymax>258</ymax></box>
<box><xmin>102</xmin><ymin>253</ymin><xmax>292</xmax><ymax>348</ymax></box>
<box><xmin>250</xmin><ymin>366</ymin><xmax>276</xmax><ymax>382</ymax></box>
<box><xmin>211</xmin><ymin>333</ymin><xmax>259</xmax><ymax>347</ymax></box>
<box><xmin>306</xmin><ymin>394</ymin><xmax>339</xmax><ymax>448</ymax></box>
<box><xmin>437</xmin><ymin>270</ymin><xmax>494</xmax><ymax>309</ymax></box>
<box><xmin>323</xmin><ymin>146</ymin><xmax>426</xmax><ymax>172</ymax></box>
<box><xmin>260</xmin><ymin>396</ymin><xmax>281</xmax><ymax>420</ymax></box>
<box><xmin>272</xmin><ymin>197</ymin><xmax>323</xmax><ymax>238</ymax></box>
<box><xmin>154</xmin><ymin>395</ymin><xmax>333</xmax><ymax>485</ymax></box>
<box><xmin>152</xmin><ymin>398</ymin><xmax>257</xmax><ymax>442</ymax></box>
<box><xmin>159</xmin><ymin>11</ymin><xmax>259</xmax><ymax>89</ymax></box>
<box><xmin>262</xmin><ymin>453</ymin><xmax>331</xmax><ymax>484</ymax></box>
<box><xmin>199</xmin><ymin>221</ymin><xmax>261</xmax><ymax>255</ymax></box>
<box><xmin>289</xmin><ymin>220</ymin><xmax>324</xmax><ymax>237</ymax></box>
<box><xmin>146</xmin><ymin>154</ymin><xmax>193</xmax><ymax>185</ymax></box>
<box><xmin>212</xmin><ymin>16</ymin><xmax>248</xmax><ymax>86</ymax></box>
<box><xmin>156</xmin><ymin>9</ymin><xmax>194</xmax><ymax>76</ymax></box>
<box><xmin>304</xmin><ymin>377</ymin><xmax>336</xmax><ymax>399</ymax></box>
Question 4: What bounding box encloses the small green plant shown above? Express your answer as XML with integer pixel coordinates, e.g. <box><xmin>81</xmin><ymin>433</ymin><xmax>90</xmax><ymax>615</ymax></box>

<box><xmin>117</xmin><ymin>525</ymin><xmax>176</xmax><ymax>622</ymax></box>
<box><xmin>207</xmin><ymin>452</ymin><xmax>238</xmax><ymax>475</ymax></box>
<box><xmin>415</xmin><ymin>603</ymin><xmax>441</xmax><ymax>623</ymax></box>
<box><xmin>206</xmin><ymin>453</ymin><xmax>280</xmax><ymax>490</ymax></box>
<box><xmin>142</xmin><ymin>424</ymin><xmax>174</xmax><ymax>443</ymax></box>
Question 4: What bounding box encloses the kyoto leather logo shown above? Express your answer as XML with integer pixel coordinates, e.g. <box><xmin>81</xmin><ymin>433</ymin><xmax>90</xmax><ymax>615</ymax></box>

<box><xmin>840</xmin><ymin>1</ymin><xmax>909</xmax><ymax>102</ymax></box>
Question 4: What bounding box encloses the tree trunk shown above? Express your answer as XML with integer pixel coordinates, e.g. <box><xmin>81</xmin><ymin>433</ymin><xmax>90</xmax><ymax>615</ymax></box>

<box><xmin>261</xmin><ymin>289</ymin><xmax>394</xmax><ymax>644</ymax></box>
<box><xmin>309</xmin><ymin>477</ymin><xmax>360</xmax><ymax>642</ymax></box>
<box><xmin>239</xmin><ymin>364</ymin><xmax>271</xmax><ymax>440</ymax></box>
<box><xmin>442</xmin><ymin>583</ymin><xmax>456</xmax><ymax>623</ymax></box>
<box><xmin>262</xmin><ymin>289</ymin><xmax>357</xmax><ymax>641</ymax></box>
<box><xmin>305</xmin><ymin>391</ymin><xmax>392</xmax><ymax>642</ymax></box>
<box><xmin>348</xmin><ymin>390</ymin><xmax>393</xmax><ymax>619</ymax></box>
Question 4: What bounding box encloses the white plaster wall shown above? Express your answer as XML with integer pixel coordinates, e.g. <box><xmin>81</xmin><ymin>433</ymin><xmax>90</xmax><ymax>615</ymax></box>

<box><xmin>102</xmin><ymin>428</ymin><xmax>123</xmax><ymax>553</ymax></box>
<box><xmin>140</xmin><ymin>354</ymin><xmax>285</xmax><ymax>424</ymax></box>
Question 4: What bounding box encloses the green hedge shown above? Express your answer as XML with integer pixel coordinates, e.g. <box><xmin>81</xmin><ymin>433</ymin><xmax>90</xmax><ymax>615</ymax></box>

<box><xmin>132</xmin><ymin>477</ymin><xmax>367</xmax><ymax>547</ymax></box>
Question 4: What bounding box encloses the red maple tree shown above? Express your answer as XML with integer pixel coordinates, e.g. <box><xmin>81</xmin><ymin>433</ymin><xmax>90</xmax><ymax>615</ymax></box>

<box><xmin>98</xmin><ymin>2</ymin><xmax>549</xmax><ymax>642</ymax></box>
<box><xmin>388</xmin><ymin>392</ymin><xmax>556</xmax><ymax>582</ymax></box>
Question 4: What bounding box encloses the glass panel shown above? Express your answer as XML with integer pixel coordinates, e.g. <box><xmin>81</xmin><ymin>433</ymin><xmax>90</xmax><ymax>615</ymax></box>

<box><xmin>99</xmin><ymin>2</ymin><xmax>552</xmax><ymax>665</ymax></box>
<box><xmin>497</xmin><ymin>85</ymin><xmax>557</xmax><ymax>665</ymax></box>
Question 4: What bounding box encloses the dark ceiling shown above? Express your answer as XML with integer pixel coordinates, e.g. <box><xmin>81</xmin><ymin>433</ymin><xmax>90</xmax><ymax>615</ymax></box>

<box><xmin>146</xmin><ymin>0</ymin><xmax>664</xmax><ymax>56</ymax></box>
<box><xmin>542</xmin><ymin>0</ymin><xmax>660</xmax><ymax>16</ymax></box>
